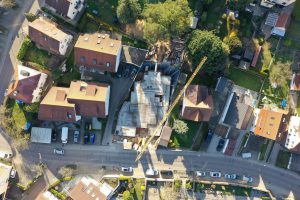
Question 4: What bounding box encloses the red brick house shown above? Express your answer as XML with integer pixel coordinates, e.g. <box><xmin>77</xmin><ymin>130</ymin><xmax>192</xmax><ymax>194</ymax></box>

<box><xmin>45</xmin><ymin>0</ymin><xmax>84</xmax><ymax>20</ymax></box>
<box><xmin>74</xmin><ymin>33</ymin><xmax>122</xmax><ymax>73</ymax></box>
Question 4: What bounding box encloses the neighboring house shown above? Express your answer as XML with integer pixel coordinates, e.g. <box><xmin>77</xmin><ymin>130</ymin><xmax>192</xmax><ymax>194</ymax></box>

<box><xmin>290</xmin><ymin>73</ymin><xmax>300</xmax><ymax>92</ymax></box>
<box><xmin>219</xmin><ymin>92</ymin><xmax>254</xmax><ymax>130</ymax></box>
<box><xmin>38</xmin><ymin>81</ymin><xmax>110</xmax><ymax>122</ymax></box>
<box><xmin>45</xmin><ymin>0</ymin><xmax>84</xmax><ymax>20</ymax></box>
<box><xmin>215</xmin><ymin>77</ymin><xmax>233</xmax><ymax>94</ymax></box>
<box><xmin>271</xmin><ymin>12</ymin><xmax>291</xmax><ymax>37</ymax></box>
<box><xmin>74</xmin><ymin>33</ymin><xmax>122</xmax><ymax>73</ymax></box>
<box><xmin>0</xmin><ymin>163</ymin><xmax>12</xmax><ymax>200</ymax></box>
<box><xmin>28</xmin><ymin>18</ymin><xmax>73</xmax><ymax>55</ymax></box>
<box><xmin>68</xmin><ymin>176</ymin><xmax>113</xmax><ymax>200</ymax></box>
<box><xmin>6</xmin><ymin>65</ymin><xmax>48</xmax><ymax>104</ymax></box>
<box><xmin>181</xmin><ymin>85</ymin><xmax>214</xmax><ymax>122</ymax></box>
<box><xmin>261</xmin><ymin>0</ymin><xmax>296</xmax><ymax>8</ymax></box>
<box><xmin>250</xmin><ymin>108</ymin><xmax>288</xmax><ymax>141</ymax></box>
<box><xmin>284</xmin><ymin>116</ymin><xmax>300</xmax><ymax>153</ymax></box>
<box><xmin>116</xmin><ymin>71</ymin><xmax>171</xmax><ymax>137</ymax></box>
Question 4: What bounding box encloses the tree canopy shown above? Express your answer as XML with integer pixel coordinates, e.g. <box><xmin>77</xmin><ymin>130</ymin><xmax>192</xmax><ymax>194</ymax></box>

<box><xmin>269</xmin><ymin>61</ymin><xmax>292</xmax><ymax>87</ymax></box>
<box><xmin>142</xmin><ymin>0</ymin><xmax>192</xmax><ymax>43</ymax></box>
<box><xmin>224</xmin><ymin>35</ymin><xmax>242</xmax><ymax>55</ymax></box>
<box><xmin>226</xmin><ymin>0</ymin><xmax>249</xmax><ymax>11</ymax></box>
<box><xmin>117</xmin><ymin>0</ymin><xmax>142</xmax><ymax>24</ymax></box>
<box><xmin>173</xmin><ymin>120</ymin><xmax>189</xmax><ymax>134</ymax></box>
<box><xmin>186</xmin><ymin>30</ymin><xmax>229</xmax><ymax>74</ymax></box>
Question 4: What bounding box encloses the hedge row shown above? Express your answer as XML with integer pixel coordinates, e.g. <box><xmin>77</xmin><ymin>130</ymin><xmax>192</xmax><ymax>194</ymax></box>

<box><xmin>17</xmin><ymin>37</ymin><xmax>32</xmax><ymax>61</ymax></box>
<box><xmin>50</xmin><ymin>189</ymin><xmax>67</xmax><ymax>200</ymax></box>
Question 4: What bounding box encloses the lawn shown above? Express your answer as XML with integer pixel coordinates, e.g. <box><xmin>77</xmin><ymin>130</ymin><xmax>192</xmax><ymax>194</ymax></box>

<box><xmin>259</xmin><ymin>140</ymin><xmax>269</xmax><ymax>161</ymax></box>
<box><xmin>195</xmin><ymin>182</ymin><xmax>252</xmax><ymax>197</ymax></box>
<box><xmin>261</xmin><ymin>79</ymin><xmax>289</xmax><ymax>106</ymax></box>
<box><xmin>24</xmin><ymin>45</ymin><xmax>50</xmax><ymax>69</ymax></box>
<box><xmin>122</xmin><ymin>35</ymin><xmax>149</xmax><ymax>49</ymax></box>
<box><xmin>276</xmin><ymin>150</ymin><xmax>291</xmax><ymax>169</ymax></box>
<box><xmin>86</xmin><ymin>0</ymin><xmax>118</xmax><ymax>24</ymax></box>
<box><xmin>225</xmin><ymin>66</ymin><xmax>263</xmax><ymax>92</ymax></box>
<box><xmin>168</xmin><ymin>104</ymin><xmax>200</xmax><ymax>148</ymax></box>
<box><xmin>292</xmin><ymin>0</ymin><xmax>300</xmax><ymax>21</ymax></box>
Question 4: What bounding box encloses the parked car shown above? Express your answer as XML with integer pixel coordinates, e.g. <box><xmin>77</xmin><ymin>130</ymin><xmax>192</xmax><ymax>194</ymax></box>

<box><xmin>160</xmin><ymin>170</ymin><xmax>174</xmax><ymax>179</ymax></box>
<box><xmin>121</xmin><ymin>167</ymin><xmax>133</xmax><ymax>173</ymax></box>
<box><xmin>242</xmin><ymin>152</ymin><xmax>252</xmax><ymax>159</ymax></box>
<box><xmin>196</xmin><ymin>171</ymin><xmax>206</xmax><ymax>177</ymax></box>
<box><xmin>85</xmin><ymin>122</ymin><xmax>92</xmax><ymax>131</ymax></box>
<box><xmin>89</xmin><ymin>133</ymin><xmax>95</xmax><ymax>144</ymax></box>
<box><xmin>216</xmin><ymin>139</ymin><xmax>225</xmax><ymax>152</ymax></box>
<box><xmin>210</xmin><ymin>172</ymin><xmax>222</xmax><ymax>178</ymax></box>
<box><xmin>146</xmin><ymin>168</ymin><xmax>159</xmax><ymax>176</ymax></box>
<box><xmin>73</xmin><ymin>131</ymin><xmax>80</xmax><ymax>143</ymax></box>
<box><xmin>224</xmin><ymin>174</ymin><xmax>237</xmax><ymax>179</ymax></box>
<box><xmin>10</xmin><ymin>169</ymin><xmax>16</xmax><ymax>178</ymax></box>
<box><xmin>52</xmin><ymin>130</ymin><xmax>57</xmax><ymax>142</ymax></box>
<box><xmin>53</xmin><ymin>148</ymin><xmax>65</xmax><ymax>155</ymax></box>
<box><xmin>242</xmin><ymin>175</ymin><xmax>253</xmax><ymax>183</ymax></box>
<box><xmin>84</xmin><ymin>133</ymin><xmax>89</xmax><ymax>144</ymax></box>
<box><xmin>0</xmin><ymin>152</ymin><xmax>13</xmax><ymax>159</ymax></box>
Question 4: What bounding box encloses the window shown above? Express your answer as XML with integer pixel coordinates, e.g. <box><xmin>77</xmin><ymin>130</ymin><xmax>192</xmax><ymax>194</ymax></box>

<box><xmin>92</xmin><ymin>59</ymin><xmax>97</xmax><ymax>65</ymax></box>
<box><xmin>80</xmin><ymin>56</ymin><xmax>86</xmax><ymax>62</ymax></box>
<box><xmin>67</xmin><ymin>113</ymin><xmax>72</xmax><ymax>119</ymax></box>
<box><xmin>106</xmin><ymin>62</ymin><xmax>110</xmax><ymax>67</ymax></box>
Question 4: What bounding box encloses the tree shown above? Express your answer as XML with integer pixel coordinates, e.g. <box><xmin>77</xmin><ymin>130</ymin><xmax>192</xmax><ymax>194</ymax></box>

<box><xmin>122</xmin><ymin>190</ymin><xmax>133</xmax><ymax>200</ymax></box>
<box><xmin>173</xmin><ymin>120</ymin><xmax>188</xmax><ymax>134</ymax></box>
<box><xmin>23</xmin><ymin>103</ymin><xmax>40</xmax><ymax>113</ymax></box>
<box><xmin>117</xmin><ymin>0</ymin><xmax>142</xmax><ymax>24</ymax></box>
<box><xmin>58</xmin><ymin>166</ymin><xmax>76</xmax><ymax>178</ymax></box>
<box><xmin>1</xmin><ymin>0</ymin><xmax>17</xmax><ymax>9</ymax></box>
<box><xmin>24</xmin><ymin>13</ymin><xmax>38</xmax><ymax>22</ymax></box>
<box><xmin>142</xmin><ymin>0</ymin><xmax>192</xmax><ymax>43</ymax></box>
<box><xmin>224</xmin><ymin>35</ymin><xmax>242</xmax><ymax>55</ymax></box>
<box><xmin>269</xmin><ymin>61</ymin><xmax>292</xmax><ymax>87</ymax></box>
<box><xmin>226</xmin><ymin>0</ymin><xmax>249</xmax><ymax>11</ymax></box>
<box><xmin>186</xmin><ymin>30</ymin><xmax>229</xmax><ymax>74</ymax></box>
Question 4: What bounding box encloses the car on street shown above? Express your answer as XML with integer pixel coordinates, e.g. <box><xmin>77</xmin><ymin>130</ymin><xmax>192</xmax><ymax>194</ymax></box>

<box><xmin>216</xmin><ymin>139</ymin><xmax>225</xmax><ymax>152</ymax></box>
<box><xmin>242</xmin><ymin>175</ymin><xmax>253</xmax><ymax>183</ymax></box>
<box><xmin>224</xmin><ymin>173</ymin><xmax>237</xmax><ymax>179</ymax></box>
<box><xmin>121</xmin><ymin>167</ymin><xmax>133</xmax><ymax>173</ymax></box>
<box><xmin>195</xmin><ymin>171</ymin><xmax>206</xmax><ymax>177</ymax></box>
<box><xmin>89</xmin><ymin>133</ymin><xmax>95</xmax><ymax>144</ymax></box>
<box><xmin>210</xmin><ymin>172</ymin><xmax>221</xmax><ymax>178</ymax></box>
<box><xmin>53</xmin><ymin>148</ymin><xmax>65</xmax><ymax>155</ymax></box>
<box><xmin>84</xmin><ymin>133</ymin><xmax>89</xmax><ymax>144</ymax></box>
<box><xmin>146</xmin><ymin>168</ymin><xmax>159</xmax><ymax>177</ymax></box>
<box><xmin>10</xmin><ymin>169</ymin><xmax>16</xmax><ymax>178</ymax></box>
<box><xmin>85</xmin><ymin>122</ymin><xmax>92</xmax><ymax>131</ymax></box>
<box><xmin>73</xmin><ymin>131</ymin><xmax>80</xmax><ymax>143</ymax></box>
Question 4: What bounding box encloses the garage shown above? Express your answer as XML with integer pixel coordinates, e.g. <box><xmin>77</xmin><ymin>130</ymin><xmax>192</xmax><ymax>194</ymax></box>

<box><xmin>31</xmin><ymin>127</ymin><xmax>52</xmax><ymax>144</ymax></box>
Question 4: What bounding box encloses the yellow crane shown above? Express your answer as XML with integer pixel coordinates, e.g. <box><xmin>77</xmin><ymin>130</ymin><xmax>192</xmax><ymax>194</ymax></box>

<box><xmin>135</xmin><ymin>56</ymin><xmax>207</xmax><ymax>162</ymax></box>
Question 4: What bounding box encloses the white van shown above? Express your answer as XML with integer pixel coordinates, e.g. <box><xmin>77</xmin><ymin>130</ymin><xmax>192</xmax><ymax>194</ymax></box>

<box><xmin>242</xmin><ymin>152</ymin><xmax>252</xmax><ymax>159</ymax></box>
<box><xmin>61</xmin><ymin>127</ymin><xmax>68</xmax><ymax>144</ymax></box>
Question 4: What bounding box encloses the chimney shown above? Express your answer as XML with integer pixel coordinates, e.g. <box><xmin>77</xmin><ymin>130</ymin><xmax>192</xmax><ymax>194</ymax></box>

<box><xmin>97</xmin><ymin>40</ymin><xmax>101</xmax><ymax>44</ymax></box>
<box><xmin>84</xmin><ymin>37</ymin><xmax>88</xmax><ymax>41</ymax></box>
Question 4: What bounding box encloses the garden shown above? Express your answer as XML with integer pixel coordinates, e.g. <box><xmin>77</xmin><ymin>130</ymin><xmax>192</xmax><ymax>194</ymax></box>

<box><xmin>276</xmin><ymin>150</ymin><xmax>291</xmax><ymax>169</ymax></box>
<box><xmin>119</xmin><ymin>177</ymin><xmax>145</xmax><ymax>200</ymax></box>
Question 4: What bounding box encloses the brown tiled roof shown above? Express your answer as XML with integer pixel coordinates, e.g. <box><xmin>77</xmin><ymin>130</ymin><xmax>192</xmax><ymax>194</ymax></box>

<box><xmin>182</xmin><ymin>85</ymin><xmax>213</xmax><ymax>122</ymax></box>
<box><xmin>69</xmin><ymin>178</ymin><xmax>106</xmax><ymax>200</ymax></box>
<box><xmin>45</xmin><ymin>0</ymin><xmax>70</xmax><ymax>17</ymax></box>
<box><xmin>276</xmin><ymin>12</ymin><xmax>291</xmax><ymax>28</ymax></box>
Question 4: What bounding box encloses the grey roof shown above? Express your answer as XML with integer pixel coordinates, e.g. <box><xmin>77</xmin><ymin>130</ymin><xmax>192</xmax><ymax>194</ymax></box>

<box><xmin>121</xmin><ymin>45</ymin><xmax>148</xmax><ymax>67</ymax></box>
<box><xmin>223</xmin><ymin>93</ymin><xmax>254</xmax><ymax>130</ymax></box>
<box><xmin>243</xmin><ymin>48</ymin><xmax>254</xmax><ymax>62</ymax></box>
<box><xmin>215</xmin><ymin>77</ymin><xmax>230</xmax><ymax>93</ymax></box>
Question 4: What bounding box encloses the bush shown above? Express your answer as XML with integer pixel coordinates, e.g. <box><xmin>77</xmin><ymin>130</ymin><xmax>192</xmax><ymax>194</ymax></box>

<box><xmin>23</xmin><ymin>103</ymin><xmax>39</xmax><ymax>113</ymax></box>
<box><xmin>17</xmin><ymin>37</ymin><xmax>32</xmax><ymax>61</ymax></box>
<box><xmin>201</xmin><ymin>11</ymin><xmax>208</xmax><ymax>22</ymax></box>
<box><xmin>25</xmin><ymin>13</ymin><xmax>38</xmax><ymax>22</ymax></box>
<box><xmin>174</xmin><ymin>180</ymin><xmax>182</xmax><ymax>192</ymax></box>
<box><xmin>119</xmin><ymin>176</ymin><xmax>131</xmax><ymax>181</ymax></box>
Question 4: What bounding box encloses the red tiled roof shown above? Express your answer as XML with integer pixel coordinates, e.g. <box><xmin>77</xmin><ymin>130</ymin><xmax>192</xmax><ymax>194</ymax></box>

<box><xmin>251</xmin><ymin>46</ymin><xmax>261</xmax><ymax>67</ymax></box>
<box><xmin>276</xmin><ymin>12</ymin><xmax>291</xmax><ymax>28</ymax></box>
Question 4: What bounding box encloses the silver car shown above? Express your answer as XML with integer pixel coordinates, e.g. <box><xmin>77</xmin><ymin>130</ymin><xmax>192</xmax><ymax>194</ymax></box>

<box><xmin>224</xmin><ymin>173</ymin><xmax>237</xmax><ymax>179</ymax></box>
<box><xmin>53</xmin><ymin>148</ymin><xmax>65</xmax><ymax>155</ymax></box>
<box><xmin>196</xmin><ymin>171</ymin><xmax>206</xmax><ymax>177</ymax></box>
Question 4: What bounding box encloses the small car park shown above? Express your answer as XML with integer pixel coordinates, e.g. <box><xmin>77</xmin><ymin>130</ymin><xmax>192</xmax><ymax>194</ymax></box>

<box><xmin>210</xmin><ymin>172</ymin><xmax>222</xmax><ymax>178</ymax></box>
<box><xmin>53</xmin><ymin>148</ymin><xmax>65</xmax><ymax>155</ymax></box>
<box><xmin>73</xmin><ymin>131</ymin><xmax>80</xmax><ymax>143</ymax></box>
<box><xmin>121</xmin><ymin>167</ymin><xmax>133</xmax><ymax>173</ymax></box>
<box><xmin>224</xmin><ymin>173</ymin><xmax>237</xmax><ymax>179</ymax></box>
<box><xmin>216</xmin><ymin>139</ymin><xmax>225</xmax><ymax>152</ymax></box>
<box><xmin>242</xmin><ymin>175</ymin><xmax>253</xmax><ymax>183</ymax></box>
<box><xmin>146</xmin><ymin>168</ymin><xmax>159</xmax><ymax>177</ymax></box>
<box><xmin>10</xmin><ymin>169</ymin><xmax>17</xmax><ymax>178</ymax></box>
<box><xmin>195</xmin><ymin>171</ymin><xmax>206</xmax><ymax>177</ymax></box>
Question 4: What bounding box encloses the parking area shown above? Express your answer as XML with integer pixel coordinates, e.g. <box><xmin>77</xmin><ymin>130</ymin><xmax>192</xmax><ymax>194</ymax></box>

<box><xmin>240</xmin><ymin>134</ymin><xmax>265</xmax><ymax>161</ymax></box>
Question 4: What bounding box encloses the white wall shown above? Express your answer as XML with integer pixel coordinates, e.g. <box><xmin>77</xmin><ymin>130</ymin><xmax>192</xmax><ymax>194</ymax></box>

<box><xmin>59</xmin><ymin>34</ymin><xmax>73</xmax><ymax>55</ymax></box>
<box><xmin>115</xmin><ymin>45</ymin><xmax>122</xmax><ymax>72</ymax></box>
<box><xmin>105</xmin><ymin>86</ymin><xmax>111</xmax><ymax>116</ymax></box>
<box><xmin>67</xmin><ymin>0</ymin><xmax>85</xmax><ymax>20</ymax></box>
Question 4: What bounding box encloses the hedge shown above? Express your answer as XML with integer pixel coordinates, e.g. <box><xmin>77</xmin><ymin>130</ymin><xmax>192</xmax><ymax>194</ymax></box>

<box><xmin>50</xmin><ymin>189</ymin><xmax>67</xmax><ymax>200</ymax></box>
<box><xmin>17</xmin><ymin>37</ymin><xmax>32</xmax><ymax>61</ymax></box>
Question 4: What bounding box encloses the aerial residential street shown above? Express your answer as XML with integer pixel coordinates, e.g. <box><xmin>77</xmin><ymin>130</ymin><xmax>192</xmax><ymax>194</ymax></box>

<box><xmin>19</xmin><ymin>143</ymin><xmax>300</xmax><ymax>199</ymax></box>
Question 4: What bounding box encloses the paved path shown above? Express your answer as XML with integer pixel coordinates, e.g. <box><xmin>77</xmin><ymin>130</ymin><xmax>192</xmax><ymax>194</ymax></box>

<box><xmin>16</xmin><ymin>143</ymin><xmax>300</xmax><ymax>199</ymax></box>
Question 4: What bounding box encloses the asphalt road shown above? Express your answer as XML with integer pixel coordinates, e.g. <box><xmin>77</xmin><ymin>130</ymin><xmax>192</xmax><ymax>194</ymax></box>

<box><xmin>19</xmin><ymin>143</ymin><xmax>300</xmax><ymax>199</ymax></box>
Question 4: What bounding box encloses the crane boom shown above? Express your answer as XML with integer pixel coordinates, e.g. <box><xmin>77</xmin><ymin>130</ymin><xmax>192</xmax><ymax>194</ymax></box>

<box><xmin>135</xmin><ymin>57</ymin><xmax>207</xmax><ymax>162</ymax></box>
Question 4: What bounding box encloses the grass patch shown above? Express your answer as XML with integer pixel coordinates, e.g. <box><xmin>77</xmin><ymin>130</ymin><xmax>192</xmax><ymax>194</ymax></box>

<box><xmin>195</xmin><ymin>183</ymin><xmax>251</xmax><ymax>197</ymax></box>
<box><xmin>261</xmin><ymin>79</ymin><xmax>289</xmax><ymax>106</ymax></box>
<box><xmin>259</xmin><ymin>140</ymin><xmax>270</xmax><ymax>161</ymax></box>
<box><xmin>86</xmin><ymin>0</ymin><xmax>118</xmax><ymax>25</ymax></box>
<box><xmin>225</xmin><ymin>66</ymin><xmax>263</xmax><ymax>92</ymax></box>
<box><xmin>122</xmin><ymin>35</ymin><xmax>148</xmax><ymax>49</ymax></box>
<box><xmin>260</xmin><ymin>42</ymin><xmax>272</xmax><ymax>74</ymax></box>
<box><xmin>24</xmin><ymin>45</ymin><xmax>50</xmax><ymax>69</ymax></box>
<box><xmin>133</xmin><ymin>178</ymin><xmax>145</xmax><ymax>200</ymax></box>
<box><xmin>276</xmin><ymin>150</ymin><xmax>291</xmax><ymax>169</ymax></box>
<box><xmin>238</xmin><ymin>133</ymin><xmax>250</xmax><ymax>153</ymax></box>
